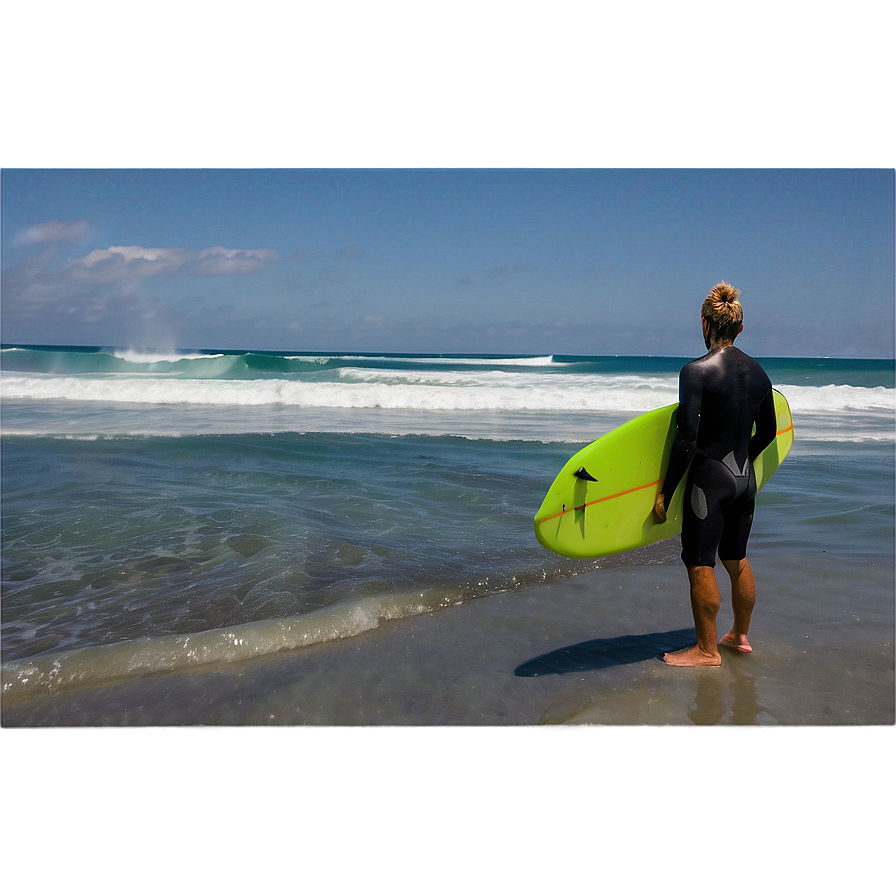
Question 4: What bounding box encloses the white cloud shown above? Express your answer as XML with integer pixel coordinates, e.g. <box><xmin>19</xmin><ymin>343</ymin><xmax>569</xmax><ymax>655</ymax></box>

<box><xmin>66</xmin><ymin>245</ymin><xmax>279</xmax><ymax>282</ymax></box>
<box><xmin>72</xmin><ymin>246</ymin><xmax>194</xmax><ymax>282</ymax></box>
<box><xmin>14</xmin><ymin>219</ymin><xmax>91</xmax><ymax>246</ymax></box>
<box><xmin>1</xmin><ymin>242</ymin><xmax>284</xmax><ymax>342</ymax></box>
<box><xmin>192</xmin><ymin>247</ymin><xmax>279</xmax><ymax>275</ymax></box>
<box><xmin>79</xmin><ymin>247</ymin><xmax>188</xmax><ymax>267</ymax></box>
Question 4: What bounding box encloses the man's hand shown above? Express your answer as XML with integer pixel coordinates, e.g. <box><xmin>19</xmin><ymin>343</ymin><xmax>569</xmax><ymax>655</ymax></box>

<box><xmin>652</xmin><ymin>492</ymin><xmax>667</xmax><ymax>524</ymax></box>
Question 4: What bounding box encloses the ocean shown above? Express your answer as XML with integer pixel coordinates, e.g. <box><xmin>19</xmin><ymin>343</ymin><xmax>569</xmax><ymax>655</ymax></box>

<box><xmin>1</xmin><ymin>345</ymin><xmax>893</xmax><ymax>725</ymax></box>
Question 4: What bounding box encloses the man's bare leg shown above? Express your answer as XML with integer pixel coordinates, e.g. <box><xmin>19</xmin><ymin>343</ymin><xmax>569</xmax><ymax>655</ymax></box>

<box><xmin>719</xmin><ymin>557</ymin><xmax>755</xmax><ymax>653</ymax></box>
<box><xmin>664</xmin><ymin>565</ymin><xmax>722</xmax><ymax>667</ymax></box>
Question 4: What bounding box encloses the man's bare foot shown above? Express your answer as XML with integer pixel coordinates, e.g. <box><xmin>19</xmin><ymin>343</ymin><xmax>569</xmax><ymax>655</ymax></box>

<box><xmin>663</xmin><ymin>645</ymin><xmax>721</xmax><ymax>667</ymax></box>
<box><xmin>719</xmin><ymin>631</ymin><xmax>752</xmax><ymax>653</ymax></box>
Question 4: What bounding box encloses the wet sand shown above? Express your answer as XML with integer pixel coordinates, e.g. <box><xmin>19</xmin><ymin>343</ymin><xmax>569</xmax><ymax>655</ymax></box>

<box><xmin>4</xmin><ymin>549</ymin><xmax>893</xmax><ymax>726</ymax></box>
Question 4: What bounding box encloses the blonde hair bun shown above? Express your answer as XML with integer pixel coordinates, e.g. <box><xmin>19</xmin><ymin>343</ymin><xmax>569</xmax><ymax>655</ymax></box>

<box><xmin>707</xmin><ymin>281</ymin><xmax>741</xmax><ymax>305</ymax></box>
<box><xmin>701</xmin><ymin>281</ymin><xmax>743</xmax><ymax>341</ymax></box>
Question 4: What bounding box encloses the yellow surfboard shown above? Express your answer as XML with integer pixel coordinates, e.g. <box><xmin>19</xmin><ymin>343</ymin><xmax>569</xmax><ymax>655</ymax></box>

<box><xmin>534</xmin><ymin>389</ymin><xmax>794</xmax><ymax>558</ymax></box>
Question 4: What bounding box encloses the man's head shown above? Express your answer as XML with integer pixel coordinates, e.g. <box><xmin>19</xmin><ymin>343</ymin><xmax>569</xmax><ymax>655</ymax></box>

<box><xmin>701</xmin><ymin>281</ymin><xmax>744</xmax><ymax>348</ymax></box>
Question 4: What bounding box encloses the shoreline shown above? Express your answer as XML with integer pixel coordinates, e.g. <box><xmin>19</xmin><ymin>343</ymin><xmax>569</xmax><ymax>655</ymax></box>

<box><xmin>4</xmin><ymin>552</ymin><xmax>893</xmax><ymax>726</ymax></box>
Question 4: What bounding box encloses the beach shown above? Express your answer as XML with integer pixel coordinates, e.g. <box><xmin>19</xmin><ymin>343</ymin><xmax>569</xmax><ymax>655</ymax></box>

<box><xmin>2</xmin><ymin>551</ymin><xmax>892</xmax><ymax>726</ymax></box>
<box><xmin>2</xmin><ymin>348</ymin><xmax>893</xmax><ymax>726</ymax></box>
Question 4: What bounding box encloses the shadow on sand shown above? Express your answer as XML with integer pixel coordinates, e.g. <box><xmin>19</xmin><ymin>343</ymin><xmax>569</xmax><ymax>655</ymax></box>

<box><xmin>515</xmin><ymin>628</ymin><xmax>697</xmax><ymax>677</ymax></box>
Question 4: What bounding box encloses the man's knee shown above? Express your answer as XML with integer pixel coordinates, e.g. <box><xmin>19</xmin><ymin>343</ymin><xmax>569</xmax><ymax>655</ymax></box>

<box><xmin>686</xmin><ymin>564</ymin><xmax>716</xmax><ymax>581</ymax></box>
<box><xmin>686</xmin><ymin>565</ymin><xmax>722</xmax><ymax>609</ymax></box>
<box><xmin>721</xmin><ymin>556</ymin><xmax>750</xmax><ymax>578</ymax></box>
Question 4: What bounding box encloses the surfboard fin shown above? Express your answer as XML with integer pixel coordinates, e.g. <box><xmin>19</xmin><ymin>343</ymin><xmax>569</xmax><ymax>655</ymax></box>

<box><xmin>573</xmin><ymin>466</ymin><xmax>598</xmax><ymax>482</ymax></box>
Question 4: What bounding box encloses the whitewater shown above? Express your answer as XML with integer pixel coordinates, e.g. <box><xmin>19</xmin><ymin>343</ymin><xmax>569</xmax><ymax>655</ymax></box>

<box><xmin>2</xmin><ymin>346</ymin><xmax>892</xmax><ymax>441</ymax></box>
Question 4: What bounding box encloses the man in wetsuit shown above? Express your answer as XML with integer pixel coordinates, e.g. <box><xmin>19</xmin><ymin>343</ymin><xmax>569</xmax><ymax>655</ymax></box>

<box><xmin>652</xmin><ymin>282</ymin><xmax>777</xmax><ymax>666</ymax></box>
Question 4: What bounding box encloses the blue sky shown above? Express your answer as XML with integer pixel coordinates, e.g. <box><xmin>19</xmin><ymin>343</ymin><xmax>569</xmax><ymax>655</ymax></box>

<box><xmin>1</xmin><ymin>4</ymin><xmax>893</xmax><ymax>364</ymax></box>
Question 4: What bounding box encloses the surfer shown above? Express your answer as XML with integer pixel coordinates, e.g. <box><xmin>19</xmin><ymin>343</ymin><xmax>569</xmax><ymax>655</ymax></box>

<box><xmin>652</xmin><ymin>282</ymin><xmax>777</xmax><ymax>666</ymax></box>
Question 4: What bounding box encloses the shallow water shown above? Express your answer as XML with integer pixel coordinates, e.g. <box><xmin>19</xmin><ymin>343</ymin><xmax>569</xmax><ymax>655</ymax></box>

<box><xmin>3</xmin><ymin>555</ymin><xmax>891</xmax><ymax>726</ymax></box>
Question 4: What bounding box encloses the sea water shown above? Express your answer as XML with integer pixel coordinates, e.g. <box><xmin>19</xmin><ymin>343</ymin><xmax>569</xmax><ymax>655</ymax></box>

<box><xmin>1</xmin><ymin>346</ymin><xmax>893</xmax><ymax>716</ymax></box>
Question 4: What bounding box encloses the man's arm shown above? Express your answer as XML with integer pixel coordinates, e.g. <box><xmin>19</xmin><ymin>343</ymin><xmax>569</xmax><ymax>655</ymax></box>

<box><xmin>749</xmin><ymin>388</ymin><xmax>777</xmax><ymax>461</ymax></box>
<box><xmin>653</xmin><ymin>366</ymin><xmax>700</xmax><ymax>523</ymax></box>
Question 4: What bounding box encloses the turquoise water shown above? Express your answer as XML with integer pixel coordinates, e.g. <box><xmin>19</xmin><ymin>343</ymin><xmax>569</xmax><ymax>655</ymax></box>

<box><xmin>1</xmin><ymin>346</ymin><xmax>893</xmax><ymax>712</ymax></box>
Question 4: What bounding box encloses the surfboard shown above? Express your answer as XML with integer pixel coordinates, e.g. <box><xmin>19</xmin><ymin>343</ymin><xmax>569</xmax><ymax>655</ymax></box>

<box><xmin>534</xmin><ymin>389</ymin><xmax>794</xmax><ymax>558</ymax></box>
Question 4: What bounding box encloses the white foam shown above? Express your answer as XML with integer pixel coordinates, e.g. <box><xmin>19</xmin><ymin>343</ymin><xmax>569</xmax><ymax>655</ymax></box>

<box><xmin>0</xmin><ymin>372</ymin><xmax>679</xmax><ymax>412</ymax></box>
<box><xmin>113</xmin><ymin>349</ymin><xmax>225</xmax><ymax>364</ymax></box>
<box><xmin>291</xmin><ymin>354</ymin><xmax>560</xmax><ymax>367</ymax></box>
<box><xmin>3</xmin><ymin>372</ymin><xmax>893</xmax><ymax>416</ymax></box>
<box><xmin>414</xmin><ymin>354</ymin><xmax>559</xmax><ymax>367</ymax></box>
<box><xmin>0</xmin><ymin>589</ymin><xmax>449</xmax><ymax>703</ymax></box>
<box><xmin>779</xmin><ymin>382</ymin><xmax>895</xmax><ymax>414</ymax></box>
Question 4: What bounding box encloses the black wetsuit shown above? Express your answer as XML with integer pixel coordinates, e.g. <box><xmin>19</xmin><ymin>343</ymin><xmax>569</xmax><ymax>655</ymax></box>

<box><xmin>662</xmin><ymin>345</ymin><xmax>777</xmax><ymax>568</ymax></box>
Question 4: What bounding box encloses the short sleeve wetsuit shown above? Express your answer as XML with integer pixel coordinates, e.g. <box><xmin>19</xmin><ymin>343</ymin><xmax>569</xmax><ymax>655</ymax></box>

<box><xmin>661</xmin><ymin>345</ymin><xmax>777</xmax><ymax>568</ymax></box>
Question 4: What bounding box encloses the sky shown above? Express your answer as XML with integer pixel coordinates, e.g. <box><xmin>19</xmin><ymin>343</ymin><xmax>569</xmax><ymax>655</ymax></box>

<box><xmin>2</xmin><ymin>6</ymin><xmax>893</xmax><ymax>361</ymax></box>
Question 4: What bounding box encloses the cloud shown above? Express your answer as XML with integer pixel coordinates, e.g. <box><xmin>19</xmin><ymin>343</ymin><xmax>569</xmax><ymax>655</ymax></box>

<box><xmin>1</xmin><ymin>252</ymin><xmax>70</xmax><ymax>311</ymax></box>
<box><xmin>66</xmin><ymin>245</ymin><xmax>280</xmax><ymax>282</ymax></box>
<box><xmin>192</xmin><ymin>247</ymin><xmax>279</xmax><ymax>275</ymax></box>
<box><xmin>2</xmin><ymin>242</ymin><xmax>283</xmax><ymax>343</ymax></box>
<box><xmin>71</xmin><ymin>246</ymin><xmax>194</xmax><ymax>282</ymax></box>
<box><xmin>13</xmin><ymin>219</ymin><xmax>91</xmax><ymax>247</ymax></box>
